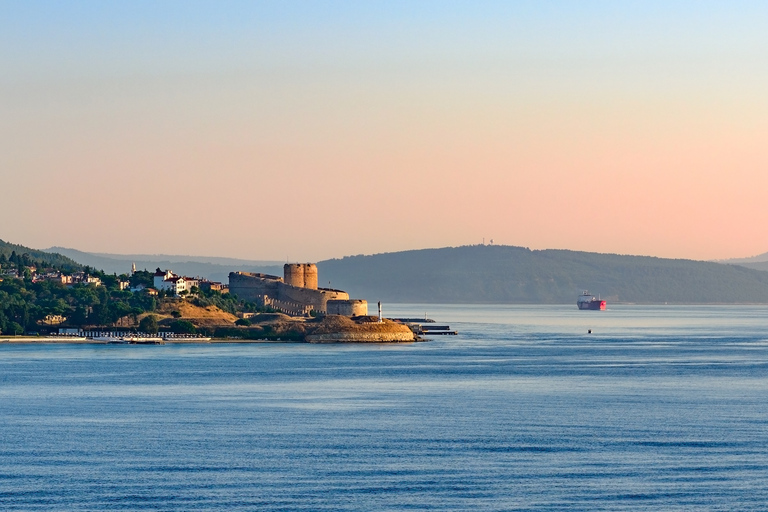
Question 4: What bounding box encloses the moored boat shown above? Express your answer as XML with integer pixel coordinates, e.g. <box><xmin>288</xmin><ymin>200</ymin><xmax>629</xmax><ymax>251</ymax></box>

<box><xmin>92</xmin><ymin>335</ymin><xmax>130</xmax><ymax>344</ymax></box>
<box><xmin>577</xmin><ymin>291</ymin><xmax>606</xmax><ymax>310</ymax></box>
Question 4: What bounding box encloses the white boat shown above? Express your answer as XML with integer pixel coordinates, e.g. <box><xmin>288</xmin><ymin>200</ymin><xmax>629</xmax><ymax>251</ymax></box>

<box><xmin>123</xmin><ymin>336</ymin><xmax>164</xmax><ymax>344</ymax></box>
<box><xmin>92</xmin><ymin>336</ymin><xmax>130</xmax><ymax>344</ymax></box>
<box><xmin>161</xmin><ymin>334</ymin><xmax>212</xmax><ymax>342</ymax></box>
<box><xmin>92</xmin><ymin>335</ymin><xmax>164</xmax><ymax>344</ymax></box>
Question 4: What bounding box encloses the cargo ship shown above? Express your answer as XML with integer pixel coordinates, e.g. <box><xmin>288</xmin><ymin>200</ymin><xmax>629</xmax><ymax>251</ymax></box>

<box><xmin>577</xmin><ymin>291</ymin><xmax>606</xmax><ymax>310</ymax></box>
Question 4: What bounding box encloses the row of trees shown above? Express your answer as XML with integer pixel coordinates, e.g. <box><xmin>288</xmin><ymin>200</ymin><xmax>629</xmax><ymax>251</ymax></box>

<box><xmin>0</xmin><ymin>274</ymin><xmax>156</xmax><ymax>334</ymax></box>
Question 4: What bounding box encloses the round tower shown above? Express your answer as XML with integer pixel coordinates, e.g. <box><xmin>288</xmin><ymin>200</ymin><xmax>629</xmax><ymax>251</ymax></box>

<box><xmin>303</xmin><ymin>263</ymin><xmax>318</xmax><ymax>290</ymax></box>
<box><xmin>283</xmin><ymin>263</ymin><xmax>305</xmax><ymax>288</ymax></box>
<box><xmin>327</xmin><ymin>299</ymin><xmax>367</xmax><ymax>316</ymax></box>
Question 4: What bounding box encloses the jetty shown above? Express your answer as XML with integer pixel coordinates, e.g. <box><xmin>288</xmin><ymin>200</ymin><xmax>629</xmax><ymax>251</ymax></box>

<box><xmin>393</xmin><ymin>319</ymin><xmax>458</xmax><ymax>336</ymax></box>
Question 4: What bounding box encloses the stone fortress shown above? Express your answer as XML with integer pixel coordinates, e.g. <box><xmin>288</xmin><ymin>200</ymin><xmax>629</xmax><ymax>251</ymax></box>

<box><xmin>229</xmin><ymin>263</ymin><xmax>368</xmax><ymax>317</ymax></box>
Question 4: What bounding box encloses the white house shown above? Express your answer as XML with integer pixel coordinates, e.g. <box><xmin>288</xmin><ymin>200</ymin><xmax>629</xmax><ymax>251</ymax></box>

<box><xmin>153</xmin><ymin>269</ymin><xmax>190</xmax><ymax>296</ymax></box>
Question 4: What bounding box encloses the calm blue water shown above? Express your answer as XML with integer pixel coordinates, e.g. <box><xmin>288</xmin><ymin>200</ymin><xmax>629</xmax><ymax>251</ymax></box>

<box><xmin>2</xmin><ymin>304</ymin><xmax>768</xmax><ymax>511</ymax></box>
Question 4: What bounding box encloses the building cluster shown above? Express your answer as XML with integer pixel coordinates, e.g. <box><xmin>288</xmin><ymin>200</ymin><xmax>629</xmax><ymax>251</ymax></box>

<box><xmin>0</xmin><ymin>266</ymin><xmax>107</xmax><ymax>287</ymax></box>
<box><xmin>153</xmin><ymin>268</ymin><xmax>227</xmax><ymax>297</ymax></box>
<box><xmin>35</xmin><ymin>271</ymin><xmax>104</xmax><ymax>286</ymax></box>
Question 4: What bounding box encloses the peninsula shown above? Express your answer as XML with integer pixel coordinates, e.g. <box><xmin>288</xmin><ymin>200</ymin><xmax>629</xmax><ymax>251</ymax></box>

<box><xmin>0</xmin><ymin>239</ymin><xmax>416</xmax><ymax>343</ymax></box>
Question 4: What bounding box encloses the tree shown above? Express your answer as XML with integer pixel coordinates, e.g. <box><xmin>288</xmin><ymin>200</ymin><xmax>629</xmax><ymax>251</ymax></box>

<box><xmin>70</xmin><ymin>306</ymin><xmax>88</xmax><ymax>326</ymax></box>
<box><xmin>6</xmin><ymin>321</ymin><xmax>23</xmax><ymax>335</ymax></box>
<box><xmin>138</xmin><ymin>315</ymin><xmax>159</xmax><ymax>334</ymax></box>
<box><xmin>130</xmin><ymin>307</ymin><xmax>143</xmax><ymax>324</ymax></box>
<box><xmin>169</xmin><ymin>319</ymin><xmax>196</xmax><ymax>334</ymax></box>
<box><xmin>235</xmin><ymin>318</ymin><xmax>251</xmax><ymax>326</ymax></box>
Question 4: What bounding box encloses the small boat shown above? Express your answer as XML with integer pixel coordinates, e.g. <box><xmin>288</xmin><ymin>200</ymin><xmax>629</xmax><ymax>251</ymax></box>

<box><xmin>124</xmin><ymin>336</ymin><xmax>164</xmax><ymax>344</ymax></box>
<box><xmin>161</xmin><ymin>334</ymin><xmax>212</xmax><ymax>342</ymax></box>
<box><xmin>577</xmin><ymin>291</ymin><xmax>606</xmax><ymax>310</ymax></box>
<box><xmin>92</xmin><ymin>335</ymin><xmax>130</xmax><ymax>344</ymax></box>
<box><xmin>92</xmin><ymin>335</ymin><xmax>164</xmax><ymax>344</ymax></box>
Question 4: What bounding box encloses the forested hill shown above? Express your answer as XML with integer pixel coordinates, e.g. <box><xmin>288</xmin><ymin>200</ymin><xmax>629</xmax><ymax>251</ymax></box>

<box><xmin>317</xmin><ymin>245</ymin><xmax>768</xmax><ymax>304</ymax></box>
<box><xmin>0</xmin><ymin>239</ymin><xmax>82</xmax><ymax>271</ymax></box>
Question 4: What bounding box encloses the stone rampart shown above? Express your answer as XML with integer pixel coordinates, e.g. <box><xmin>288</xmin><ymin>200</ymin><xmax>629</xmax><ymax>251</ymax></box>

<box><xmin>262</xmin><ymin>296</ymin><xmax>313</xmax><ymax>317</ymax></box>
<box><xmin>277</xmin><ymin>285</ymin><xmax>349</xmax><ymax>313</ymax></box>
<box><xmin>228</xmin><ymin>272</ymin><xmax>282</xmax><ymax>302</ymax></box>
<box><xmin>327</xmin><ymin>299</ymin><xmax>368</xmax><ymax>317</ymax></box>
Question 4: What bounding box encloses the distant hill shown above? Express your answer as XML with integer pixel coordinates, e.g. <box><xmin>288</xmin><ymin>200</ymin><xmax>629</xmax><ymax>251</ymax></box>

<box><xmin>317</xmin><ymin>245</ymin><xmax>768</xmax><ymax>304</ymax></box>
<box><xmin>0</xmin><ymin>239</ymin><xmax>82</xmax><ymax>271</ymax></box>
<box><xmin>727</xmin><ymin>261</ymin><xmax>768</xmax><ymax>273</ymax></box>
<box><xmin>715</xmin><ymin>251</ymin><xmax>768</xmax><ymax>273</ymax></box>
<box><xmin>716</xmin><ymin>251</ymin><xmax>768</xmax><ymax>264</ymax></box>
<box><xmin>44</xmin><ymin>247</ymin><xmax>282</xmax><ymax>282</ymax></box>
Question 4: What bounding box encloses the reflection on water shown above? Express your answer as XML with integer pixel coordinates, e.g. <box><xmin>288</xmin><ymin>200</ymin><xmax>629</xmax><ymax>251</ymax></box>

<box><xmin>1</xmin><ymin>305</ymin><xmax>768</xmax><ymax>510</ymax></box>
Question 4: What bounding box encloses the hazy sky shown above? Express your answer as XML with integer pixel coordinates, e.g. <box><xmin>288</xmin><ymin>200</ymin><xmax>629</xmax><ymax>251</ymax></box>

<box><xmin>2</xmin><ymin>1</ymin><xmax>768</xmax><ymax>261</ymax></box>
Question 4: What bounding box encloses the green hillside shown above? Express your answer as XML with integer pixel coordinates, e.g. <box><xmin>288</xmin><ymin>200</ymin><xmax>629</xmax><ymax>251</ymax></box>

<box><xmin>318</xmin><ymin>245</ymin><xmax>768</xmax><ymax>304</ymax></box>
<box><xmin>0</xmin><ymin>239</ymin><xmax>82</xmax><ymax>271</ymax></box>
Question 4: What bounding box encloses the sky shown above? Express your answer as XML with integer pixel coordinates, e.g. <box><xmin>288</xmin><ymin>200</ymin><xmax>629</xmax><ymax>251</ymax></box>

<box><xmin>2</xmin><ymin>1</ymin><xmax>768</xmax><ymax>262</ymax></box>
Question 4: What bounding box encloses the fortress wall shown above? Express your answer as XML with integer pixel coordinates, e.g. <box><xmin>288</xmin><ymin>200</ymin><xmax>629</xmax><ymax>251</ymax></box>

<box><xmin>327</xmin><ymin>299</ymin><xmax>368</xmax><ymax>317</ymax></box>
<box><xmin>229</xmin><ymin>271</ymin><xmax>350</xmax><ymax>314</ymax></box>
<box><xmin>228</xmin><ymin>272</ymin><xmax>282</xmax><ymax>302</ymax></box>
<box><xmin>277</xmin><ymin>285</ymin><xmax>349</xmax><ymax>313</ymax></box>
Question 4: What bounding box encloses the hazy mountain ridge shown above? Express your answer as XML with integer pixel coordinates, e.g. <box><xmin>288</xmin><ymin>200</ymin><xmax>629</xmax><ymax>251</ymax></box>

<box><xmin>716</xmin><ymin>251</ymin><xmax>768</xmax><ymax>264</ymax></box>
<box><xmin>43</xmin><ymin>247</ymin><xmax>282</xmax><ymax>282</ymax></box>
<box><xmin>317</xmin><ymin>245</ymin><xmax>768</xmax><ymax>304</ymax></box>
<box><xmin>26</xmin><ymin>242</ymin><xmax>768</xmax><ymax>304</ymax></box>
<box><xmin>728</xmin><ymin>261</ymin><xmax>768</xmax><ymax>273</ymax></box>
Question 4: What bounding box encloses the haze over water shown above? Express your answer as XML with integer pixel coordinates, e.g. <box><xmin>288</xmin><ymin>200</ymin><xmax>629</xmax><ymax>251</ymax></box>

<box><xmin>2</xmin><ymin>304</ymin><xmax>768</xmax><ymax>510</ymax></box>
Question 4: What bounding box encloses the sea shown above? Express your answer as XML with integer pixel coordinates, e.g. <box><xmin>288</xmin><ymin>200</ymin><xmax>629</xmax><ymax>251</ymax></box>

<box><xmin>2</xmin><ymin>304</ymin><xmax>768</xmax><ymax>511</ymax></box>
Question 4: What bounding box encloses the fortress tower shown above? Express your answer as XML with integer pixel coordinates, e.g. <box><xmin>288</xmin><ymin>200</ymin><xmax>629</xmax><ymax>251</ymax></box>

<box><xmin>283</xmin><ymin>263</ymin><xmax>318</xmax><ymax>290</ymax></box>
<box><xmin>303</xmin><ymin>264</ymin><xmax>318</xmax><ymax>290</ymax></box>
<box><xmin>284</xmin><ymin>263</ymin><xmax>305</xmax><ymax>288</ymax></box>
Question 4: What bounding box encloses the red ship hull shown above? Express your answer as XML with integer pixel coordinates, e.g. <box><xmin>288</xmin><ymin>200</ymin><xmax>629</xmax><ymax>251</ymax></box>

<box><xmin>577</xmin><ymin>299</ymin><xmax>606</xmax><ymax>310</ymax></box>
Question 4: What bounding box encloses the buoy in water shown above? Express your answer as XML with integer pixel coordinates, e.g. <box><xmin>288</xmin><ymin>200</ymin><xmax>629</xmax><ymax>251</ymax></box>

<box><xmin>587</xmin><ymin>329</ymin><xmax>592</xmax><ymax>334</ymax></box>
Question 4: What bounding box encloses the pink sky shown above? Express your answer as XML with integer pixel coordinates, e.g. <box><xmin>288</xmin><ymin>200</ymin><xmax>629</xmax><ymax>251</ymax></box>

<box><xmin>2</xmin><ymin>2</ymin><xmax>768</xmax><ymax>261</ymax></box>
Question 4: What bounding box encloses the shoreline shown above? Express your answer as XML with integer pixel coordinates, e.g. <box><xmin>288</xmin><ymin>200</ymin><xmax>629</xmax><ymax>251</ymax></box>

<box><xmin>0</xmin><ymin>337</ymin><xmax>292</xmax><ymax>344</ymax></box>
<box><xmin>0</xmin><ymin>337</ymin><xmax>422</xmax><ymax>345</ymax></box>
